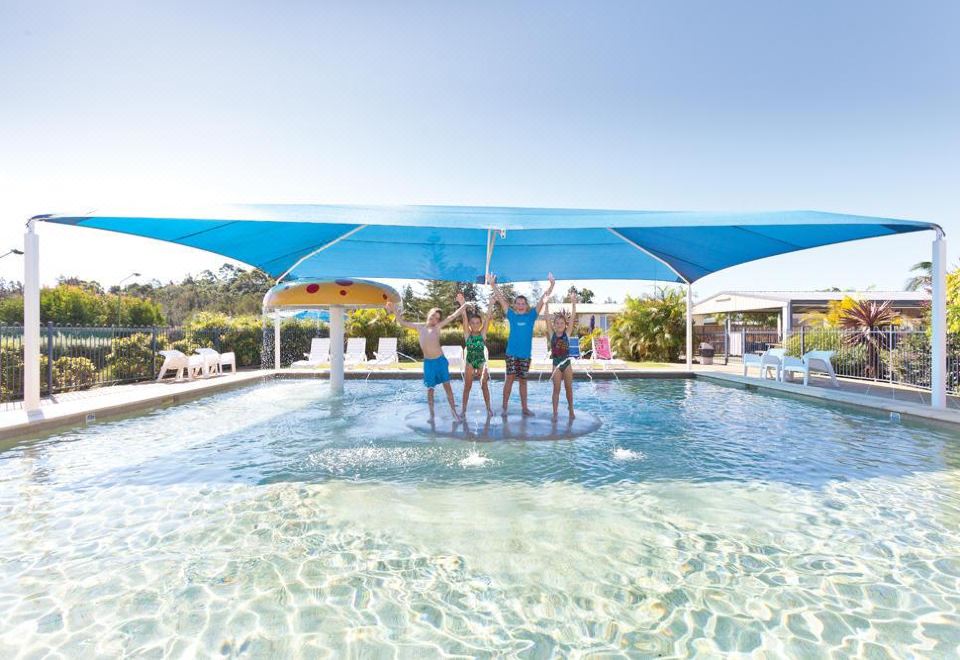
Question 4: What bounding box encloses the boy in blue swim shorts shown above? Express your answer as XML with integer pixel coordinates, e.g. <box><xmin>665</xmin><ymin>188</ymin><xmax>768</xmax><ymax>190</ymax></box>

<box><xmin>387</xmin><ymin>300</ymin><xmax>467</xmax><ymax>421</ymax></box>
<box><xmin>490</xmin><ymin>272</ymin><xmax>556</xmax><ymax>417</ymax></box>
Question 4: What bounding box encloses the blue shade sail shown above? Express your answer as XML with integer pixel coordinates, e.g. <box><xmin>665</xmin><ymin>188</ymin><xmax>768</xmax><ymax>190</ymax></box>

<box><xmin>38</xmin><ymin>205</ymin><xmax>937</xmax><ymax>284</ymax></box>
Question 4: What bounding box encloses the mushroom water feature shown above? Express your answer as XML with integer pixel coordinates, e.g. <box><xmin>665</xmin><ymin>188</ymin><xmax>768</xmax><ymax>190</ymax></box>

<box><xmin>262</xmin><ymin>278</ymin><xmax>401</xmax><ymax>393</ymax></box>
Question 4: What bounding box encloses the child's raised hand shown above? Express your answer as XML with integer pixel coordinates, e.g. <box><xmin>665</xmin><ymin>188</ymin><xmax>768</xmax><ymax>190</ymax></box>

<box><xmin>547</xmin><ymin>272</ymin><xmax>556</xmax><ymax>285</ymax></box>
<box><xmin>568</xmin><ymin>291</ymin><xmax>578</xmax><ymax>303</ymax></box>
<box><xmin>385</xmin><ymin>301</ymin><xmax>396</xmax><ymax>313</ymax></box>
<box><xmin>486</xmin><ymin>273</ymin><xmax>497</xmax><ymax>286</ymax></box>
<box><xmin>456</xmin><ymin>292</ymin><xmax>465</xmax><ymax>306</ymax></box>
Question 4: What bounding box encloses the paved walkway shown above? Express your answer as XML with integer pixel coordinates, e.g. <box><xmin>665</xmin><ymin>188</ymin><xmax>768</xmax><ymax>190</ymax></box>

<box><xmin>691</xmin><ymin>361</ymin><xmax>960</xmax><ymax>410</ymax></box>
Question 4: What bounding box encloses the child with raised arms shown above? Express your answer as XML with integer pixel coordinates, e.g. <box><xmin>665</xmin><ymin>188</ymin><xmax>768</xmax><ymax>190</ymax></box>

<box><xmin>550</xmin><ymin>292</ymin><xmax>578</xmax><ymax>419</ymax></box>
<box><xmin>455</xmin><ymin>290</ymin><xmax>494</xmax><ymax>417</ymax></box>
<box><xmin>386</xmin><ymin>300</ymin><xmax>467</xmax><ymax>421</ymax></box>
<box><xmin>490</xmin><ymin>272</ymin><xmax>555</xmax><ymax>416</ymax></box>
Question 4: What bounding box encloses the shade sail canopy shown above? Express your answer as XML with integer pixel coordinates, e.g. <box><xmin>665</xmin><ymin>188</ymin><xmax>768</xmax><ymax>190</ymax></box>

<box><xmin>37</xmin><ymin>204</ymin><xmax>938</xmax><ymax>284</ymax></box>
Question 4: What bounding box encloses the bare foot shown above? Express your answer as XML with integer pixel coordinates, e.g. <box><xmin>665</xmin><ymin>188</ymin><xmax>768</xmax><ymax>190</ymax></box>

<box><xmin>501</xmin><ymin>407</ymin><xmax>508</xmax><ymax>417</ymax></box>
<box><xmin>552</xmin><ymin>410</ymin><xmax>559</xmax><ymax>420</ymax></box>
<box><xmin>568</xmin><ymin>407</ymin><xmax>576</xmax><ymax>419</ymax></box>
<box><xmin>522</xmin><ymin>408</ymin><xmax>535</xmax><ymax>417</ymax></box>
<box><xmin>451</xmin><ymin>408</ymin><xmax>463</xmax><ymax>422</ymax></box>
<box><xmin>486</xmin><ymin>407</ymin><xmax>494</xmax><ymax>417</ymax></box>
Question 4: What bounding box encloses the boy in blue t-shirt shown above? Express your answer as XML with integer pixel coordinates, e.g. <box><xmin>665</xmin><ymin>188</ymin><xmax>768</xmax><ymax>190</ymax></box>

<box><xmin>490</xmin><ymin>272</ymin><xmax>556</xmax><ymax>416</ymax></box>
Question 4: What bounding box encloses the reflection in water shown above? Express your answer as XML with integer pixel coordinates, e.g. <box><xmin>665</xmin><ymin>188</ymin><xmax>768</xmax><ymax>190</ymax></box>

<box><xmin>1</xmin><ymin>379</ymin><xmax>959</xmax><ymax>656</ymax></box>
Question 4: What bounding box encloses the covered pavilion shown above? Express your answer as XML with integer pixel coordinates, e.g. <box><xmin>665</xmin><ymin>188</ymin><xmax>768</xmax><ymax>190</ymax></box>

<box><xmin>22</xmin><ymin>204</ymin><xmax>947</xmax><ymax>407</ymax></box>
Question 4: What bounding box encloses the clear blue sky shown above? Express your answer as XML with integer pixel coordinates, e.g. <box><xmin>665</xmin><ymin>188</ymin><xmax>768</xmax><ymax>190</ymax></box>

<box><xmin>1</xmin><ymin>1</ymin><xmax>957</xmax><ymax>302</ymax></box>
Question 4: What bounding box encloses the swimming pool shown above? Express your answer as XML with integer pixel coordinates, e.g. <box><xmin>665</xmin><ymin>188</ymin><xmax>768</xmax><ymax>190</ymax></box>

<box><xmin>1</xmin><ymin>378</ymin><xmax>959</xmax><ymax>656</ymax></box>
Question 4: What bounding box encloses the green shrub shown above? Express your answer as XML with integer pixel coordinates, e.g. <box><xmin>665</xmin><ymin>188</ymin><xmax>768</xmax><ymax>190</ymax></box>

<box><xmin>185</xmin><ymin>312</ymin><xmax>266</xmax><ymax>367</ymax></box>
<box><xmin>610</xmin><ymin>290</ymin><xmax>685</xmax><ymax>362</ymax></box>
<box><xmin>52</xmin><ymin>356</ymin><xmax>97</xmax><ymax>390</ymax></box>
<box><xmin>578</xmin><ymin>328</ymin><xmax>602</xmax><ymax>356</ymax></box>
<box><xmin>347</xmin><ymin>309</ymin><xmax>402</xmax><ymax>358</ymax></box>
<box><xmin>105</xmin><ymin>333</ymin><xmax>162</xmax><ymax>382</ymax></box>
<box><xmin>782</xmin><ymin>329</ymin><xmax>867</xmax><ymax>374</ymax></box>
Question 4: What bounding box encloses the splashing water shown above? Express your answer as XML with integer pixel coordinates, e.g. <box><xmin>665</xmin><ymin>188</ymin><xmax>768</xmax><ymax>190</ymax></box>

<box><xmin>613</xmin><ymin>447</ymin><xmax>646</xmax><ymax>461</ymax></box>
<box><xmin>459</xmin><ymin>448</ymin><xmax>492</xmax><ymax>468</ymax></box>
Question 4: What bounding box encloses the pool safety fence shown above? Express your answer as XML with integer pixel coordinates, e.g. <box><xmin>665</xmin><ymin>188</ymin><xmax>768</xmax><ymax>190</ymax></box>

<box><xmin>694</xmin><ymin>325</ymin><xmax>957</xmax><ymax>393</ymax></box>
<box><xmin>0</xmin><ymin>322</ymin><xmax>511</xmax><ymax>402</ymax></box>
<box><xmin>0</xmin><ymin>324</ymin><xmax>227</xmax><ymax>402</ymax></box>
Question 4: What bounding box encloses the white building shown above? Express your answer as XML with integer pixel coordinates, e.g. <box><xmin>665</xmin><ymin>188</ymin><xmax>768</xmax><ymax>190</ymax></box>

<box><xmin>693</xmin><ymin>290</ymin><xmax>929</xmax><ymax>332</ymax></box>
<box><xmin>542</xmin><ymin>302</ymin><xmax>624</xmax><ymax>332</ymax></box>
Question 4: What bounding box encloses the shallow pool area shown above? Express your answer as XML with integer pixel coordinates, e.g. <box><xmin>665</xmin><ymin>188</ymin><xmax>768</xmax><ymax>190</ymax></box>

<box><xmin>2</xmin><ymin>378</ymin><xmax>959</xmax><ymax>656</ymax></box>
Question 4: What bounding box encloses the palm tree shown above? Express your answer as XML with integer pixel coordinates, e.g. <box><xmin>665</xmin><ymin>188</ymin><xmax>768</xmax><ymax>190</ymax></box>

<box><xmin>838</xmin><ymin>300</ymin><xmax>899</xmax><ymax>379</ymax></box>
<box><xmin>609</xmin><ymin>288</ymin><xmax>686</xmax><ymax>362</ymax></box>
<box><xmin>904</xmin><ymin>261</ymin><xmax>932</xmax><ymax>293</ymax></box>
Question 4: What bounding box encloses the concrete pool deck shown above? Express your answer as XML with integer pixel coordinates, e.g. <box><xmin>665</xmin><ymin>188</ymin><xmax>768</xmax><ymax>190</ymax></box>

<box><xmin>2</xmin><ymin>364</ymin><xmax>959</xmax><ymax>440</ymax></box>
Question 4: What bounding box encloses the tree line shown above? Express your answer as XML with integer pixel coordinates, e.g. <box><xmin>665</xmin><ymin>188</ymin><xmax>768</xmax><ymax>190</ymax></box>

<box><xmin>0</xmin><ymin>264</ymin><xmax>603</xmax><ymax>327</ymax></box>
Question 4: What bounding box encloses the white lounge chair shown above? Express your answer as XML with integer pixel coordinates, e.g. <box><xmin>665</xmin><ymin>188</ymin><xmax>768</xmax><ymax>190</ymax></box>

<box><xmin>157</xmin><ymin>350</ymin><xmax>190</xmax><ymax>381</ymax></box>
<box><xmin>760</xmin><ymin>348</ymin><xmax>787</xmax><ymax>380</ymax></box>
<box><xmin>292</xmin><ymin>338</ymin><xmax>330</xmax><ymax>368</ymax></box>
<box><xmin>371</xmin><ymin>337</ymin><xmax>399</xmax><ymax>368</ymax></box>
<box><xmin>442</xmin><ymin>345</ymin><xmax>464</xmax><ymax>372</ymax></box>
<box><xmin>195</xmin><ymin>348</ymin><xmax>222</xmax><ymax>376</ymax></box>
<box><xmin>219</xmin><ymin>351</ymin><xmax>237</xmax><ymax>373</ymax></box>
<box><xmin>591</xmin><ymin>336</ymin><xmax>627</xmax><ymax>370</ymax></box>
<box><xmin>344</xmin><ymin>338</ymin><xmax>368</xmax><ymax>367</ymax></box>
<box><xmin>780</xmin><ymin>350</ymin><xmax>840</xmax><ymax>387</ymax></box>
<box><xmin>531</xmin><ymin>337</ymin><xmax>552</xmax><ymax>371</ymax></box>
<box><xmin>743</xmin><ymin>348</ymin><xmax>785</xmax><ymax>379</ymax></box>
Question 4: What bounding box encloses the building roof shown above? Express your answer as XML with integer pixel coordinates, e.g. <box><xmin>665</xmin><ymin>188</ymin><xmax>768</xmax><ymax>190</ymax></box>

<box><xmin>693</xmin><ymin>290</ymin><xmax>929</xmax><ymax>316</ymax></box>
<box><xmin>546</xmin><ymin>303</ymin><xmax>624</xmax><ymax>314</ymax></box>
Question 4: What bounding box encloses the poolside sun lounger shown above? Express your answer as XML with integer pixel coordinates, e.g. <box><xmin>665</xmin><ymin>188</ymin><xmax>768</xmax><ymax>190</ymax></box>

<box><xmin>371</xmin><ymin>337</ymin><xmax>399</xmax><ymax>368</ymax></box>
<box><xmin>761</xmin><ymin>348</ymin><xmax>787</xmax><ymax>380</ymax></box>
<box><xmin>591</xmin><ymin>336</ymin><xmax>627</xmax><ymax>370</ymax></box>
<box><xmin>743</xmin><ymin>348</ymin><xmax>785</xmax><ymax>379</ymax></box>
<box><xmin>531</xmin><ymin>337</ymin><xmax>552</xmax><ymax>371</ymax></box>
<box><xmin>157</xmin><ymin>350</ymin><xmax>191</xmax><ymax>381</ymax></box>
<box><xmin>344</xmin><ymin>338</ymin><xmax>368</xmax><ymax>367</ymax></box>
<box><xmin>187</xmin><ymin>354</ymin><xmax>205</xmax><ymax>378</ymax></box>
<box><xmin>442</xmin><ymin>345</ymin><xmax>464</xmax><ymax>372</ymax></box>
<box><xmin>292</xmin><ymin>338</ymin><xmax>330</xmax><ymax>368</ymax></box>
<box><xmin>780</xmin><ymin>350</ymin><xmax>839</xmax><ymax>387</ymax></box>
<box><xmin>195</xmin><ymin>348</ymin><xmax>222</xmax><ymax>376</ymax></box>
<box><xmin>219</xmin><ymin>351</ymin><xmax>237</xmax><ymax>373</ymax></box>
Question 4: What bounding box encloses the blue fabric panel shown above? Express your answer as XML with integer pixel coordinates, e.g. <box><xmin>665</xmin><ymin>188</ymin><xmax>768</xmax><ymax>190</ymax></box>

<box><xmin>41</xmin><ymin>205</ymin><xmax>936</xmax><ymax>283</ymax></box>
<box><xmin>614</xmin><ymin>224</ymin><xmax>915</xmax><ymax>282</ymax></box>
<box><xmin>63</xmin><ymin>217</ymin><xmax>359</xmax><ymax>278</ymax></box>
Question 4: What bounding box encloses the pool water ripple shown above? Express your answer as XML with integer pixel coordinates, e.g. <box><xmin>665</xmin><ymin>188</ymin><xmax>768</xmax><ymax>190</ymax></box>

<box><xmin>1</xmin><ymin>378</ymin><xmax>960</xmax><ymax>656</ymax></box>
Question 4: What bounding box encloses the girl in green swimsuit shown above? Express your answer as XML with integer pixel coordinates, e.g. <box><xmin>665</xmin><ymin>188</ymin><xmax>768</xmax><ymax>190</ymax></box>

<box><xmin>456</xmin><ymin>291</ymin><xmax>494</xmax><ymax>417</ymax></box>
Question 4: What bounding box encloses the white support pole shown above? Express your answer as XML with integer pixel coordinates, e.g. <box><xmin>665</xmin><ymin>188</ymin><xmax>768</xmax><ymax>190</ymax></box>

<box><xmin>931</xmin><ymin>230</ymin><xmax>947</xmax><ymax>409</ymax></box>
<box><xmin>23</xmin><ymin>220</ymin><xmax>41</xmax><ymax>411</ymax></box>
<box><xmin>273</xmin><ymin>314</ymin><xmax>281</xmax><ymax>371</ymax></box>
<box><xmin>329</xmin><ymin>304</ymin><xmax>345</xmax><ymax>394</ymax></box>
<box><xmin>686</xmin><ymin>283</ymin><xmax>693</xmax><ymax>370</ymax></box>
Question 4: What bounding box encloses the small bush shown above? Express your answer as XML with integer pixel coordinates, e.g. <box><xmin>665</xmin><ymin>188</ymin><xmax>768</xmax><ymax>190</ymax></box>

<box><xmin>578</xmin><ymin>328</ymin><xmax>602</xmax><ymax>356</ymax></box>
<box><xmin>53</xmin><ymin>356</ymin><xmax>97</xmax><ymax>390</ymax></box>
<box><xmin>105</xmin><ymin>333</ymin><xmax>162</xmax><ymax>382</ymax></box>
<box><xmin>783</xmin><ymin>329</ymin><xmax>867</xmax><ymax>375</ymax></box>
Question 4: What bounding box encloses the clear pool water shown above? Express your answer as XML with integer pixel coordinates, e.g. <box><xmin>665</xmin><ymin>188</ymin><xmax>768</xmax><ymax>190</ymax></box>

<box><xmin>2</xmin><ymin>378</ymin><xmax>959</xmax><ymax>657</ymax></box>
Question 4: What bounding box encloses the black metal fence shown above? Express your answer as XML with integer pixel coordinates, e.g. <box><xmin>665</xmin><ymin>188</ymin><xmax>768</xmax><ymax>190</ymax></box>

<box><xmin>0</xmin><ymin>321</ymin><xmax>510</xmax><ymax>402</ymax></box>
<box><xmin>694</xmin><ymin>325</ymin><xmax>960</xmax><ymax>394</ymax></box>
<box><xmin>1</xmin><ymin>324</ymin><xmax>242</xmax><ymax>402</ymax></box>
